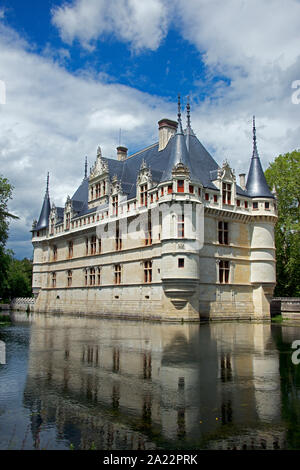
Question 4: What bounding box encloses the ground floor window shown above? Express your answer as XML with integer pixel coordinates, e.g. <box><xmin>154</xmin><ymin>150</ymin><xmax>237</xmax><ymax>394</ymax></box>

<box><xmin>144</xmin><ymin>261</ymin><xmax>152</xmax><ymax>283</ymax></box>
<box><xmin>219</xmin><ymin>260</ymin><xmax>230</xmax><ymax>284</ymax></box>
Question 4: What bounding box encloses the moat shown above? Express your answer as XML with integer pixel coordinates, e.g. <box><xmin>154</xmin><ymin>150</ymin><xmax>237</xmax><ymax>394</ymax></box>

<box><xmin>0</xmin><ymin>312</ymin><xmax>300</xmax><ymax>450</ymax></box>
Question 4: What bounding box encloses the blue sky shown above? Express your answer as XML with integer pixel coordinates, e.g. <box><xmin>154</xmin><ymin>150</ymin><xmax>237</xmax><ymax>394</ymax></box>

<box><xmin>0</xmin><ymin>0</ymin><xmax>300</xmax><ymax>259</ymax></box>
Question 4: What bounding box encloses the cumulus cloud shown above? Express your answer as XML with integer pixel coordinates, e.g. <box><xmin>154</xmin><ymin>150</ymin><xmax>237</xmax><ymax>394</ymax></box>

<box><xmin>0</xmin><ymin>21</ymin><xmax>171</xmax><ymax>258</ymax></box>
<box><xmin>52</xmin><ymin>0</ymin><xmax>168</xmax><ymax>52</ymax></box>
<box><xmin>1</xmin><ymin>1</ymin><xmax>300</xmax><ymax>259</ymax></box>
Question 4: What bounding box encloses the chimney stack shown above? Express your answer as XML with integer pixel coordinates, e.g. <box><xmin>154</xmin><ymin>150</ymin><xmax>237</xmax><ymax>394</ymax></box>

<box><xmin>158</xmin><ymin>118</ymin><xmax>177</xmax><ymax>151</ymax></box>
<box><xmin>117</xmin><ymin>146</ymin><xmax>128</xmax><ymax>161</ymax></box>
<box><xmin>239</xmin><ymin>173</ymin><xmax>246</xmax><ymax>190</ymax></box>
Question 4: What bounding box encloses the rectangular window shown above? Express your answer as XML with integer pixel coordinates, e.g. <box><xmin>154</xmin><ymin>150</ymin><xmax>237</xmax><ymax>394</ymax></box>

<box><xmin>189</xmin><ymin>185</ymin><xmax>194</xmax><ymax>194</ymax></box>
<box><xmin>115</xmin><ymin>264</ymin><xmax>121</xmax><ymax>285</ymax></box>
<box><xmin>89</xmin><ymin>267</ymin><xmax>95</xmax><ymax>286</ymax></box>
<box><xmin>237</xmin><ymin>199</ymin><xmax>240</xmax><ymax>207</ymax></box>
<box><xmin>150</xmin><ymin>193</ymin><xmax>153</xmax><ymax>203</ymax></box>
<box><xmin>219</xmin><ymin>260</ymin><xmax>230</xmax><ymax>284</ymax></box>
<box><xmin>97</xmin><ymin>267</ymin><xmax>101</xmax><ymax>285</ymax></box>
<box><xmin>168</xmin><ymin>184</ymin><xmax>172</xmax><ymax>194</ymax></box>
<box><xmin>90</xmin><ymin>236</ymin><xmax>97</xmax><ymax>254</ymax></box>
<box><xmin>205</xmin><ymin>193</ymin><xmax>209</xmax><ymax>201</ymax></box>
<box><xmin>98</xmin><ymin>238</ymin><xmax>102</xmax><ymax>253</ymax></box>
<box><xmin>214</xmin><ymin>195</ymin><xmax>218</xmax><ymax>203</ymax></box>
<box><xmin>145</xmin><ymin>218</ymin><xmax>152</xmax><ymax>246</ymax></box>
<box><xmin>178</xmin><ymin>258</ymin><xmax>184</xmax><ymax>268</ymax></box>
<box><xmin>218</xmin><ymin>221</ymin><xmax>229</xmax><ymax>245</ymax></box>
<box><xmin>177</xmin><ymin>180</ymin><xmax>184</xmax><ymax>193</ymax></box>
<box><xmin>144</xmin><ymin>261</ymin><xmax>152</xmax><ymax>283</ymax></box>
<box><xmin>265</xmin><ymin>202</ymin><xmax>270</xmax><ymax>210</ymax></box>
<box><xmin>84</xmin><ymin>269</ymin><xmax>88</xmax><ymax>286</ymax></box>
<box><xmin>52</xmin><ymin>245</ymin><xmax>57</xmax><ymax>262</ymax></box>
<box><xmin>68</xmin><ymin>241</ymin><xmax>73</xmax><ymax>258</ymax></box>
<box><xmin>161</xmin><ymin>187</ymin><xmax>164</xmax><ymax>196</ymax></box>
<box><xmin>244</xmin><ymin>201</ymin><xmax>248</xmax><ymax>209</ymax></box>
<box><xmin>253</xmin><ymin>202</ymin><xmax>258</xmax><ymax>210</ymax></box>
<box><xmin>222</xmin><ymin>183</ymin><xmax>232</xmax><ymax>205</ymax></box>
<box><xmin>116</xmin><ymin>226</ymin><xmax>122</xmax><ymax>251</ymax></box>
<box><xmin>52</xmin><ymin>272</ymin><xmax>56</xmax><ymax>288</ymax></box>
<box><xmin>86</xmin><ymin>238</ymin><xmax>89</xmax><ymax>255</ymax></box>
<box><xmin>67</xmin><ymin>270</ymin><xmax>72</xmax><ymax>287</ymax></box>
<box><xmin>178</xmin><ymin>213</ymin><xmax>184</xmax><ymax>238</ymax></box>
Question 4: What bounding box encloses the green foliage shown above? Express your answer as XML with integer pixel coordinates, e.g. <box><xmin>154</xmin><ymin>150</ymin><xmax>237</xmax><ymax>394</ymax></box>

<box><xmin>0</xmin><ymin>175</ymin><xmax>31</xmax><ymax>301</ymax></box>
<box><xmin>1</xmin><ymin>255</ymin><xmax>33</xmax><ymax>300</ymax></box>
<box><xmin>265</xmin><ymin>150</ymin><xmax>300</xmax><ymax>297</ymax></box>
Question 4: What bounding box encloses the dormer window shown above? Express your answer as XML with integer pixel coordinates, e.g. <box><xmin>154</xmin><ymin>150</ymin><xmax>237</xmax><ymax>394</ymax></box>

<box><xmin>222</xmin><ymin>183</ymin><xmax>232</xmax><ymax>205</ymax></box>
<box><xmin>66</xmin><ymin>213</ymin><xmax>70</xmax><ymax>230</ymax></box>
<box><xmin>140</xmin><ymin>184</ymin><xmax>148</xmax><ymax>206</ymax></box>
<box><xmin>112</xmin><ymin>195</ymin><xmax>118</xmax><ymax>216</ymax></box>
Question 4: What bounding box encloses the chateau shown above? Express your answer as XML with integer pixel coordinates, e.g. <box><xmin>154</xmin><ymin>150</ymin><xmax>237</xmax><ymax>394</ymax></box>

<box><xmin>31</xmin><ymin>99</ymin><xmax>277</xmax><ymax>321</ymax></box>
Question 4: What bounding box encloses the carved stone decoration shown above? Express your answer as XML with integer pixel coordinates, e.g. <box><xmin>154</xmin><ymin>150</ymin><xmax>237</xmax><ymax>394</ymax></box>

<box><xmin>137</xmin><ymin>159</ymin><xmax>152</xmax><ymax>186</ymax></box>
<box><xmin>220</xmin><ymin>160</ymin><xmax>236</xmax><ymax>182</ymax></box>
<box><xmin>111</xmin><ymin>174</ymin><xmax>121</xmax><ymax>195</ymax></box>
<box><xmin>90</xmin><ymin>146</ymin><xmax>109</xmax><ymax>179</ymax></box>
<box><xmin>172</xmin><ymin>161</ymin><xmax>190</xmax><ymax>179</ymax></box>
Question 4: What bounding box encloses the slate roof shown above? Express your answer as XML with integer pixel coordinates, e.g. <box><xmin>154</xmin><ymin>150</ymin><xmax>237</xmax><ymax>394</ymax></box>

<box><xmin>246</xmin><ymin>117</ymin><xmax>274</xmax><ymax>198</ymax></box>
<box><xmin>35</xmin><ymin>114</ymin><xmax>273</xmax><ymax>228</ymax></box>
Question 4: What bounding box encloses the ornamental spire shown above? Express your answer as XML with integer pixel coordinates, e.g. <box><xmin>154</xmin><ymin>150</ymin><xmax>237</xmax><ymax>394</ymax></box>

<box><xmin>84</xmin><ymin>156</ymin><xmax>88</xmax><ymax>178</ymax></box>
<box><xmin>187</xmin><ymin>95</ymin><xmax>191</xmax><ymax>130</ymax></box>
<box><xmin>46</xmin><ymin>172</ymin><xmax>49</xmax><ymax>195</ymax></box>
<box><xmin>252</xmin><ymin>115</ymin><xmax>259</xmax><ymax>158</ymax></box>
<box><xmin>177</xmin><ymin>94</ymin><xmax>183</xmax><ymax>133</ymax></box>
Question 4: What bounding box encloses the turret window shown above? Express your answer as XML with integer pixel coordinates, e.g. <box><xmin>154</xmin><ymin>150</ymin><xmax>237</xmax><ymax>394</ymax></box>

<box><xmin>189</xmin><ymin>185</ymin><xmax>194</xmax><ymax>194</ymax></box>
<box><xmin>265</xmin><ymin>202</ymin><xmax>270</xmax><ymax>210</ymax></box>
<box><xmin>178</xmin><ymin>258</ymin><xmax>184</xmax><ymax>268</ymax></box>
<box><xmin>168</xmin><ymin>184</ymin><xmax>172</xmax><ymax>194</ymax></box>
<box><xmin>253</xmin><ymin>202</ymin><xmax>258</xmax><ymax>210</ymax></box>
<box><xmin>178</xmin><ymin>214</ymin><xmax>184</xmax><ymax>238</ymax></box>
<box><xmin>177</xmin><ymin>180</ymin><xmax>184</xmax><ymax>193</ymax></box>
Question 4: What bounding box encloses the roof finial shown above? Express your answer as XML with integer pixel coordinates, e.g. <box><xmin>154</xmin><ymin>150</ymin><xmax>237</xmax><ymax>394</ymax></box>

<box><xmin>177</xmin><ymin>93</ymin><xmax>183</xmax><ymax>134</ymax></box>
<box><xmin>252</xmin><ymin>115</ymin><xmax>258</xmax><ymax>158</ymax></box>
<box><xmin>46</xmin><ymin>172</ymin><xmax>49</xmax><ymax>195</ymax></box>
<box><xmin>187</xmin><ymin>95</ymin><xmax>191</xmax><ymax>130</ymax></box>
<box><xmin>84</xmin><ymin>156</ymin><xmax>88</xmax><ymax>178</ymax></box>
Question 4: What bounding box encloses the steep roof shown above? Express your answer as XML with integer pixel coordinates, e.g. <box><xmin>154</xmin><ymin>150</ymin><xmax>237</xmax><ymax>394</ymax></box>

<box><xmin>36</xmin><ymin>174</ymin><xmax>51</xmax><ymax>230</ymax></box>
<box><xmin>246</xmin><ymin>117</ymin><xmax>274</xmax><ymax>198</ymax></box>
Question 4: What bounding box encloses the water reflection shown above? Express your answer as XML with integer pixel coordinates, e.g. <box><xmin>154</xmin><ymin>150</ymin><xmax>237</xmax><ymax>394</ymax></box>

<box><xmin>1</xmin><ymin>313</ymin><xmax>300</xmax><ymax>449</ymax></box>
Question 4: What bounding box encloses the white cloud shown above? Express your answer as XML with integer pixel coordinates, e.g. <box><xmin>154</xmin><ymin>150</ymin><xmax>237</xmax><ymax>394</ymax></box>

<box><xmin>0</xmin><ymin>21</ymin><xmax>171</xmax><ymax>258</ymax></box>
<box><xmin>52</xmin><ymin>0</ymin><xmax>168</xmax><ymax>52</ymax></box>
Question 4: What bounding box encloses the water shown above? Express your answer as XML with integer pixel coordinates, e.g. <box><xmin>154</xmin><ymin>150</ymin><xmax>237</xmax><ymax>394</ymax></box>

<box><xmin>0</xmin><ymin>312</ymin><xmax>300</xmax><ymax>450</ymax></box>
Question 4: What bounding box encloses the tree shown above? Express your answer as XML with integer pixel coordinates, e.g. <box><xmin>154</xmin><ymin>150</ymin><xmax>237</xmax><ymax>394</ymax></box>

<box><xmin>0</xmin><ymin>175</ymin><xmax>19</xmax><ymax>301</ymax></box>
<box><xmin>265</xmin><ymin>150</ymin><xmax>300</xmax><ymax>297</ymax></box>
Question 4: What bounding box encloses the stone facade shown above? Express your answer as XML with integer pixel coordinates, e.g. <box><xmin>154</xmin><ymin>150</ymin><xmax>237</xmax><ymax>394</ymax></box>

<box><xmin>32</xmin><ymin>106</ymin><xmax>277</xmax><ymax>321</ymax></box>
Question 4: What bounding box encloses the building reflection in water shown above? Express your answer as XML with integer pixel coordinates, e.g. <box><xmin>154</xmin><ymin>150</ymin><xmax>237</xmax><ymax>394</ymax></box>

<box><xmin>22</xmin><ymin>314</ymin><xmax>288</xmax><ymax>450</ymax></box>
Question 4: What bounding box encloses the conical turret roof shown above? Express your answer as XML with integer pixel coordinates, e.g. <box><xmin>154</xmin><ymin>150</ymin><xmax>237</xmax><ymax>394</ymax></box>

<box><xmin>246</xmin><ymin>117</ymin><xmax>273</xmax><ymax>198</ymax></box>
<box><xmin>36</xmin><ymin>173</ymin><xmax>51</xmax><ymax>230</ymax></box>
